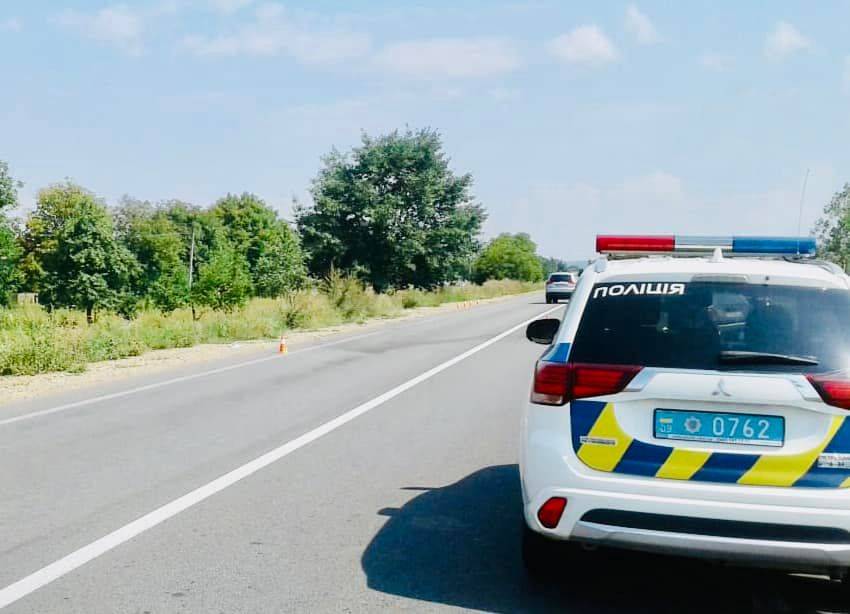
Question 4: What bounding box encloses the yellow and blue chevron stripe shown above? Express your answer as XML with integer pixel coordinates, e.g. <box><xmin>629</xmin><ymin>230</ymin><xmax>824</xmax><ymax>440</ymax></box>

<box><xmin>571</xmin><ymin>400</ymin><xmax>850</xmax><ymax>488</ymax></box>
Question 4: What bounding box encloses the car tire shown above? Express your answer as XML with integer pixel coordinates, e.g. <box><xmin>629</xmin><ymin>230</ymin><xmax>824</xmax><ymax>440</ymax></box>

<box><xmin>545</xmin><ymin>295</ymin><xmax>552</xmax><ymax>304</ymax></box>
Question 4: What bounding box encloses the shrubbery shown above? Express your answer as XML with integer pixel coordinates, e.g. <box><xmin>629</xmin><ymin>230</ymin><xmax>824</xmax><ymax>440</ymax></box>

<box><xmin>0</xmin><ymin>279</ymin><xmax>538</xmax><ymax>376</ymax></box>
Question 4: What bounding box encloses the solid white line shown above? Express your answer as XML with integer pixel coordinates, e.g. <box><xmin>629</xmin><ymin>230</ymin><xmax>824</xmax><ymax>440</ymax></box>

<box><xmin>0</xmin><ymin>330</ymin><xmax>386</xmax><ymax>428</ymax></box>
<box><xmin>0</xmin><ymin>304</ymin><xmax>559</xmax><ymax>610</ymax></box>
<box><xmin>0</xmin><ymin>293</ymin><xmax>535</xmax><ymax>428</ymax></box>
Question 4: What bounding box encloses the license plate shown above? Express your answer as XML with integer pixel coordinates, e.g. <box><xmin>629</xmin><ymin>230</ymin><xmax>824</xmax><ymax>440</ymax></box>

<box><xmin>654</xmin><ymin>409</ymin><xmax>784</xmax><ymax>447</ymax></box>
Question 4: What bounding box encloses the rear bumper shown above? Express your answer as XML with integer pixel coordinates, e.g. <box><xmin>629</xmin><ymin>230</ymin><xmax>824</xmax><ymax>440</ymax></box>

<box><xmin>524</xmin><ymin>485</ymin><xmax>850</xmax><ymax>572</ymax></box>
<box><xmin>521</xmin><ymin>395</ymin><xmax>850</xmax><ymax>573</ymax></box>
<box><xmin>545</xmin><ymin>291</ymin><xmax>573</xmax><ymax>299</ymax></box>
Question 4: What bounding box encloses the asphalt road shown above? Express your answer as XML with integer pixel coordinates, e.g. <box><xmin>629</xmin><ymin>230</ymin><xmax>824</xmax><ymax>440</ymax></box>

<box><xmin>1</xmin><ymin>294</ymin><xmax>848</xmax><ymax>613</ymax></box>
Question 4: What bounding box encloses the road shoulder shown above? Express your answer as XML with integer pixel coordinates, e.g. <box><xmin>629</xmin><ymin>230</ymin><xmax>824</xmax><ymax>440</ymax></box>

<box><xmin>0</xmin><ymin>292</ymin><xmax>539</xmax><ymax>407</ymax></box>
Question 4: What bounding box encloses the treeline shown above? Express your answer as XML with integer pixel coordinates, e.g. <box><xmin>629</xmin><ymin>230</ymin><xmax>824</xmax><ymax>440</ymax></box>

<box><xmin>0</xmin><ymin>129</ymin><xmax>556</xmax><ymax>321</ymax></box>
<box><xmin>5</xmin><ymin>185</ymin><xmax>303</xmax><ymax>322</ymax></box>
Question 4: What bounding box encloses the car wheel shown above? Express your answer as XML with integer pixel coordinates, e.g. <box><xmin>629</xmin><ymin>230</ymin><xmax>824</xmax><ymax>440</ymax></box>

<box><xmin>545</xmin><ymin>296</ymin><xmax>552</xmax><ymax>304</ymax></box>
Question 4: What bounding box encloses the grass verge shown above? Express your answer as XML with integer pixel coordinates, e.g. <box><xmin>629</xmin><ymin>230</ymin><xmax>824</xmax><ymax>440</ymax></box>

<box><xmin>0</xmin><ymin>279</ymin><xmax>539</xmax><ymax>376</ymax></box>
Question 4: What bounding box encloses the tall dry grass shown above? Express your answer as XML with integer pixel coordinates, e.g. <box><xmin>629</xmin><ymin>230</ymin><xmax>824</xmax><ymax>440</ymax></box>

<box><xmin>0</xmin><ymin>279</ymin><xmax>539</xmax><ymax>376</ymax></box>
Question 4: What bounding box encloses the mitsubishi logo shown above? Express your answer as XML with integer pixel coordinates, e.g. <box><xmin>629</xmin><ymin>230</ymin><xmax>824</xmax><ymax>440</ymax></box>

<box><xmin>712</xmin><ymin>378</ymin><xmax>732</xmax><ymax>398</ymax></box>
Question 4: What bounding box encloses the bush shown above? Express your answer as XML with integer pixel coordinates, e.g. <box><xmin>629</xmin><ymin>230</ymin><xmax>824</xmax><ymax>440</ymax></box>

<box><xmin>0</xmin><ymin>277</ymin><xmax>538</xmax><ymax>376</ymax></box>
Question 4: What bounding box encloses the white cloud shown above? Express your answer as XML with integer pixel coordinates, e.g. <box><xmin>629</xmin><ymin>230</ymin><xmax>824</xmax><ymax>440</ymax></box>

<box><xmin>699</xmin><ymin>52</ymin><xmax>732</xmax><ymax>71</ymax></box>
<box><xmin>624</xmin><ymin>5</ymin><xmax>659</xmax><ymax>45</ymax></box>
<box><xmin>181</xmin><ymin>4</ymin><xmax>370</xmax><ymax>64</ymax></box>
<box><xmin>764</xmin><ymin>21</ymin><xmax>811</xmax><ymax>60</ymax></box>
<box><xmin>548</xmin><ymin>25</ymin><xmax>618</xmax><ymax>65</ymax></box>
<box><xmin>0</xmin><ymin>17</ymin><xmax>22</xmax><ymax>32</ymax></box>
<box><xmin>56</xmin><ymin>5</ymin><xmax>145</xmax><ymax>55</ymax></box>
<box><xmin>374</xmin><ymin>38</ymin><xmax>520</xmax><ymax>79</ymax></box>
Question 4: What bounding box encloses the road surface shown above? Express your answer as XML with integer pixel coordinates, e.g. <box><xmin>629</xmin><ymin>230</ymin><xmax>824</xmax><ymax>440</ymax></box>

<box><xmin>0</xmin><ymin>294</ymin><xmax>846</xmax><ymax>613</ymax></box>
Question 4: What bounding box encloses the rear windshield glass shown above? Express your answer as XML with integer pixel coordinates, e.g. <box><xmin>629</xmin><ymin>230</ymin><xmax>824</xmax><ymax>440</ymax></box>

<box><xmin>549</xmin><ymin>274</ymin><xmax>574</xmax><ymax>282</ymax></box>
<box><xmin>570</xmin><ymin>281</ymin><xmax>850</xmax><ymax>373</ymax></box>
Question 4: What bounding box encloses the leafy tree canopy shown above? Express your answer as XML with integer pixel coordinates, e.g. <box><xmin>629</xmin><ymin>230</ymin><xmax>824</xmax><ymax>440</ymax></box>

<box><xmin>296</xmin><ymin>128</ymin><xmax>486</xmax><ymax>291</ymax></box>
<box><xmin>191</xmin><ymin>243</ymin><xmax>252</xmax><ymax>312</ymax></box>
<box><xmin>539</xmin><ymin>256</ymin><xmax>570</xmax><ymax>277</ymax></box>
<box><xmin>24</xmin><ymin>183</ymin><xmax>138</xmax><ymax>321</ymax></box>
<box><xmin>114</xmin><ymin>197</ymin><xmax>189</xmax><ymax>313</ymax></box>
<box><xmin>0</xmin><ymin>161</ymin><xmax>22</xmax><ymax>303</ymax></box>
<box><xmin>814</xmin><ymin>183</ymin><xmax>850</xmax><ymax>270</ymax></box>
<box><xmin>473</xmin><ymin>233</ymin><xmax>545</xmax><ymax>284</ymax></box>
<box><xmin>0</xmin><ymin>222</ymin><xmax>20</xmax><ymax>305</ymax></box>
<box><xmin>211</xmin><ymin>193</ymin><xmax>305</xmax><ymax>296</ymax></box>
<box><xmin>0</xmin><ymin>160</ymin><xmax>22</xmax><ymax>213</ymax></box>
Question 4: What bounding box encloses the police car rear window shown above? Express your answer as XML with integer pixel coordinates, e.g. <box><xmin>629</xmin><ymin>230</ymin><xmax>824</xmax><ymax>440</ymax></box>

<box><xmin>569</xmin><ymin>281</ymin><xmax>850</xmax><ymax>373</ymax></box>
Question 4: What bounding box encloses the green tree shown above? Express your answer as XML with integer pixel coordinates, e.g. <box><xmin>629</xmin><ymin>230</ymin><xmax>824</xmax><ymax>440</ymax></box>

<box><xmin>191</xmin><ymin>244</ymin><xmax>252</xmax><ymax>312</ymax></box>
<box><xmin>211</xmin><ymin>193</ymin><xmax>305</xmax><ymax>296</ymax></box>
<box><xmin>472</xmin><ymin>233</ymin><xmax>545</xmax><ymax>283</ymax></box>
<box><xmin>0</xmin><ymin>161</ymin><xmax>22</xmax><ymax>304</ymax></box>
<box><xmin>814</xmin><ymin>183</ymin><xmax>850</xmax><ymax>270</ymax></box>
<box><xmin>296</xmin><ymin>128</ymin><xmax>486</xmax><ymax>291</ymax></box>
<box><xmin>0</xmin><ymin>222</ymin><xmax>20</xmax><ymax>305</ymax></box>
<box><xmin>160</xmin><ymin>200</ymin><xmax>224</xmax><ymax>270</ymax></box>
<box><xmin>22</xmin><ymin>183</ymin><xmax>138</xmax><ymax>322</ymax></box>
<box><xmin>0</xmin><ymin>160</ymin><xmax>22</xmax><ymax>213</ymax></box>
<box><xmin>114</xmin><ymin>197</ymin><xmax>189</xmax><ymax>312</ymax></box>
<box><xmin>539</xmin><ymin>256</ymin><xmax>569</xmax><ymax>277</ymax></box>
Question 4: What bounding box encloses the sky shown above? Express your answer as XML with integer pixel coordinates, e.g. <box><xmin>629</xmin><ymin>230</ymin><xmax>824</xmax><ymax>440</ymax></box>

<box><xmin>2</xmin><ymin>1</ymin><xmax>849</xmax><ymax>260</ymax></box>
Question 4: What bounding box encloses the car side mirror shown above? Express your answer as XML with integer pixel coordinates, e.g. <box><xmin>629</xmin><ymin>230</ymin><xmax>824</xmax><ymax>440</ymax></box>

<box><xmin>526</xmin><ymin>318</ymin><xmax>560</xmax><ymax>345</ymax></box>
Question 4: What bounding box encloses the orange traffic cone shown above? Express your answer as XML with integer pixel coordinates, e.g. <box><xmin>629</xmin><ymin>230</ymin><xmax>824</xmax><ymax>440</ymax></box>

<box><xmin>278</xmin><ymin>334</ymin><xmax>288</xmax><ymax>354</ymax></box>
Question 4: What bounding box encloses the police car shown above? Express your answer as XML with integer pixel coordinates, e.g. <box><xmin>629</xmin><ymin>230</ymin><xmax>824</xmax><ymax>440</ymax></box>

<box><xmin>520</xmin><ymin>235</ymin><xmax>850</xmax><ymax>582</ymax></box>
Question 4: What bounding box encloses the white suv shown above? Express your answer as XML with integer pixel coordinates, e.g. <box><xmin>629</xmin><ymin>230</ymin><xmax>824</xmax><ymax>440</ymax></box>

<box><xmin>545</xmin><ymin>272</ymin><xmax>577</xmax><ymax>304</ymax></box>
<box><xmin>520</xmin><ymin>235</ymin><xmax>850</xmax><ymax>583</ymax></box>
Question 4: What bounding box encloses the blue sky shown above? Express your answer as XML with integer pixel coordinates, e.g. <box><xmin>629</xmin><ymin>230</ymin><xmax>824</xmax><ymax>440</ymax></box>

<box><xmin>2</xmin><ymin>1</ymin><xmax>849</xmax><ymax>259</ymax></box>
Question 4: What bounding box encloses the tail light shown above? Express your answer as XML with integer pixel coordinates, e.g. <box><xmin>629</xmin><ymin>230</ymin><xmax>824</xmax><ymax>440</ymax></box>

<box><xmin>531</xmin><ymin>362</ymin><xmax>571</xmax><ymax>405</ymax></box>
<box><xmin>537</xmin><ymin>497</ymin><xmax>567</xmax><ymax>529</ymax></box>
<box><xmin>531</xmin><ymin>362</ymin><xmax>642</xmax><ymax>406</ymax></box>
<box><xmin>806</xmin><ymin>374</ymin><xmax>850</xmax><ymax>409</ymax></box>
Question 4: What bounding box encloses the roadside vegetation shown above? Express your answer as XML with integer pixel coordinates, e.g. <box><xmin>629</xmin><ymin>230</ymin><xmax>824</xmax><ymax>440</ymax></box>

<box><xmin>0</xmin><ymin>278</ymin><xmax>537</xmax><ymax>376</ymax></box>
<box><xmin>0</xmin><ymin>128</ymin><xmax>555</xmax><ymax>376</ymax></box>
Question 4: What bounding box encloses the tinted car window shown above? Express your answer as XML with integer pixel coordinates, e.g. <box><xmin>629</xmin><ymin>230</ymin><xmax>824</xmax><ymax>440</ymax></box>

<box><xmin>569</xmin><ymin>281</ymin><xmax>850</xmax><ymax>373</ymax></box>
<box><xmin>549</xmin><ymin>274</ymin><xmax>574</xmax><ymax>283</ymax></box>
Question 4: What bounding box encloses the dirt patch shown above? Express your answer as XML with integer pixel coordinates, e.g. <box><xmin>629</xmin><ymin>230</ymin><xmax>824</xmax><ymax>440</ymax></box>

<box><xmin>0</xmin><ymin>293</ymin><xmax>536</xmax><ymax>406</ymax></box>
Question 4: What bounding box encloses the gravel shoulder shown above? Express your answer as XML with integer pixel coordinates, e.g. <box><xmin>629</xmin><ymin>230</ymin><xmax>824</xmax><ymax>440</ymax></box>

<box><xmin>0</xmin><ymin>293</ymin><xmax>537</xmax><ymax>407</ymax></box>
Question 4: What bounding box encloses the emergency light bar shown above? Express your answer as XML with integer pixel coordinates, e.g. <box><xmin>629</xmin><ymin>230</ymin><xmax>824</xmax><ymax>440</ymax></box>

<box><xmin>596</xmin><ymin>235</ymin><xmax>817</xmax><ymax>257</ymax></box>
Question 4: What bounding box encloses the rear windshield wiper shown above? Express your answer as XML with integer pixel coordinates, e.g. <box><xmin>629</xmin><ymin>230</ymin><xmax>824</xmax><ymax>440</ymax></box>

<box><xmin>718</xmin><ymin>351</ymin><xmax>819</xmax><ymax>366</ymax></box>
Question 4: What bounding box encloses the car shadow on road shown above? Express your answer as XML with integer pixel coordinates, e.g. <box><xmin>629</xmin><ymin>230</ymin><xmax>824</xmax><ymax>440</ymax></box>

<box><xmin>361</xmin><ymin>465</ymin><xmax>850</xmax><ymax>613</ymax></box>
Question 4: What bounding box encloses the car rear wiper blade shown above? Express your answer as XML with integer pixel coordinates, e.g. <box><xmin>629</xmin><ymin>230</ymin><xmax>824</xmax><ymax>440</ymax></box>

<box><xmin>718</xmin><ymin>351</ymin><xmax>819</xmax><ymax>366</ymax></box>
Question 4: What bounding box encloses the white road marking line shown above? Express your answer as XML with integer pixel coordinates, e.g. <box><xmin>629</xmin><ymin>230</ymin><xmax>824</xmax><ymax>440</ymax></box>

<box><xmin>0</xmin><ymin>294</ymin><xmax>535</xmax><ymax>428</ymax></box>
<box><xmin>0</xmin><ymin>305</ymin><xmax>559</xmax><ymax>610</ymax></box>
<box><xmin>0</xmin><ymin>330</ymin><xmax>386</xmax><ymax>428</ymax></box>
